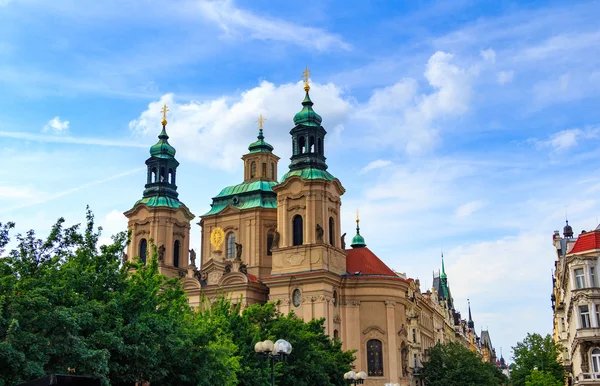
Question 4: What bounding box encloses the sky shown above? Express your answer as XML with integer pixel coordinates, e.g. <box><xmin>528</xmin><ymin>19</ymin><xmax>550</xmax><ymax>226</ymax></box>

<box><xmin>2</xmin><ymin>0</ymin><xmax>600</xmax><ymax>363</ymax></box>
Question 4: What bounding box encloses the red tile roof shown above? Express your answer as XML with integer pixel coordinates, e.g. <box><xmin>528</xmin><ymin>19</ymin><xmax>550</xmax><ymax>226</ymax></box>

<box><xmin>346</xmin><ymin>247</ymin><xmax>399</xmax><ymax>277</ymax></box>
<box><xmin>247</xmin><ymin>273</ymin><xmax>259</xmax><ymax>283</ymax></box>
<box><xmin>570</xmin><ymin>230</ymin><xmax>600</xmax><ymax>254</ymax></box>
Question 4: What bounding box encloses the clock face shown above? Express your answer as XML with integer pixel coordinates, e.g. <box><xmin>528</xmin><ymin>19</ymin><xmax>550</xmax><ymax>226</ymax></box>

<box><xmin>292</xmin><ymin>289</ymin><xmax>301</xmax><ymax>307</ymax></box>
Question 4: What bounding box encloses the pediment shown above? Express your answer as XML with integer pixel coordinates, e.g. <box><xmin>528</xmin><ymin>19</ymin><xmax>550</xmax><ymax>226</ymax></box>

<box><xmin>362</xmin><ymin>325</ymin><xmax>386</xmax><ymax>335</ymax></box>
<box><xmin>219</xmin><ymin>272</ymin><xmax>249</xmax><ymax>286</ymax></box>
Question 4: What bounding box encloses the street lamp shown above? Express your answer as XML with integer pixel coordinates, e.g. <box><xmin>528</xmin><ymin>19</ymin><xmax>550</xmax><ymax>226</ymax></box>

<box><xmin>255</xmin><ymin>339</ymin><xmax>292</xmax><ymax>386</ymax></box>
<box><xmin>344</xmin><ymin>371</ymin><xmax>367</xmax><ymax>385</ymax></box>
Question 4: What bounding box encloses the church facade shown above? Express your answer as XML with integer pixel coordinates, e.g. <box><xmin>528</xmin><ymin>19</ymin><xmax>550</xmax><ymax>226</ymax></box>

<box><xmin>124</xmin><ymin>76</ymin><xmax>495</xmax><ymax>386</ymax></box>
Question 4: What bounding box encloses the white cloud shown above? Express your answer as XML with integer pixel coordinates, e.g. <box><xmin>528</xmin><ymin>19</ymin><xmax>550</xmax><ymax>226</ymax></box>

<box><xmin>480</xmin><ymin>48</ymin><xmax>496</xmax><ymax>63</ymax></box>
<box><xmin>533</xmin><ymin>127</ymin><xmax>600</xmax><ymax>151</ymax></box>
<box><xmin>129</xmin><ymin>81</ymin><xmax>352</xmax><ymax>170</ymax></box>
<box><xmin>0</xmin><ymin>186</ymin><xmax>38</xmax><ymax>200</ymax></box>
<box><xmin>455</xmin><ymin>200</ymin><xmax>486</xmax><ymax>218</ymax></box>
<box><xmin>359</xmin><ymin>160</ymin><xmax>392</xmax><ymax>175</ymax></box>
<box><xmin>0</xmin><ymin>131</ymin><xmax>147</xmax><ymax>148</ymax></box>
<box><xmin>42</xmin><ymin>116</ymin><xmax>70</xmax><ymax>134</ymax></box>
<box><xmin>197</xmin><ymin>0</ymin><xmax>350</xmax><ymax>51</ymax></box>
<box><xmin>98</xmin><ymin>210</ymin><xmax>128</xmax><ymax>247</ymax></box>
<box><xmin>496</xmin><ymin>70</ymin><xmax>514</xmax><ymax>84</ymax></box>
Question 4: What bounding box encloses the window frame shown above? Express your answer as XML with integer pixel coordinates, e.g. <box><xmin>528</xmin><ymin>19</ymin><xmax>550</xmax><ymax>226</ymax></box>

<box><xmin>173</xmin><ymin>239</ymin><xmax>180</xmax><ymax>268</ymax></box>
<box><xmin>139</xmin><ymin>238</ymin><xmax>147</xmax><ymax>264</ymax></box>
<box><xmin>592</xmin><ymin>266</ymin><xmax>597</xmax><ymax>287</ymax></box>
<box><xmin>226</xmin><ymin>232</ymin><xmax>236</xmax><ymax>259</ymax></box>
<box><xmin>592</xmin><ymin>348</ymin><xmax>600</xmax><ymax>374</ymax></box>
<box><xmin>580</xmin><ymin>304</ymin><xmax>591</xmax><ymax>328</ymax></box>
<box><xmin>292</xmin><ymin>215</ymin><xmax>303</xmax><ymax>246</ymax></box>
<box><xmin>575</xmin><ymin>268</ymin><xmax>586</xmax><ymax>289</ymax></box>
<box><xmin>366</xmin><ymin>339</ymin><xmax>384</xmax><ymax>377</ymax></box>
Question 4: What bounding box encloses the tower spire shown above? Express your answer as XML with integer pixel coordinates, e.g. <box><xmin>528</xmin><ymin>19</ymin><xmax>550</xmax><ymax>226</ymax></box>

<box><xmin>468</xmin><ymin>299</ymin><xmax>474</xmax><ymax>329</ymax></box>
<box><xmin>351</xmin><ymin>209</ymin><xmax>366</xmax><ymax>248</ymax></box>
<box><xmin>248</xmin><ymin>115</ymin><xmax>274</xmax><ymax>154</ymax></box>
<box><xmin>441</xmin><ymin>253</ymin><xmax>447</xmax><ymax>279</ymax></box>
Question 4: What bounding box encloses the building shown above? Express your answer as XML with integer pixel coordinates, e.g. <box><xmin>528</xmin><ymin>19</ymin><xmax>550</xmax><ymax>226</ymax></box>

<box><xmin>552</xmin><ymin>221</ymin><xmax>600</xmax><ymax>385</ymax></box>
<box><xmin>123</xmin><ymin>74</ymin><xmax>494</xmax><ymax>386</ymax></box>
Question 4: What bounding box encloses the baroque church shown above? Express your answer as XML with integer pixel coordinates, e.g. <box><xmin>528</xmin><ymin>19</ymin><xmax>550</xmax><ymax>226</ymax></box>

<box><xmin>123</xmin><ymin>73</ymin><xmax>494</xmax><ymax>386</ymax></box>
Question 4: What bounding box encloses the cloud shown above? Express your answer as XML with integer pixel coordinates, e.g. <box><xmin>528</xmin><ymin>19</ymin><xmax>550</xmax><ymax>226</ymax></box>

<box><xmin>43</xmin><ymin>116</ymin><xmax>70</xmax><ymax>134</ymax></box>
<box><xmin>197</xmin><ymin>0</ymin><xmax>350</xmax><ymax>51</ymax></box>
<box><xmin>497</xmin><ymin>70</ymin><xmax>514</xmax><ymax>84</ymax></box>
<box><xmin>480</xmin><ymin>48</ymin><xmax>496</xmax><ymax>63</ymax></box>
<box><xmin>0</xmin><ymin>186</ymin><xmax>38</xmax><ymax>200</ymax></box>
<box><xmin>0</xmin><ymin>131</ymin><xmax>148</xmax><ymax>148</ymax></box>
<box><xmin>98</xmin><ymin>210</ymin><xmax>129</xmax><ymax>247</ymax></box>
<box><xmin>359</xmin><ymin>160</ymin><xmax>393</xmax><ymax>175</ymax></box>
<box><xmin>532</xmin><ymin>127</ymin><xmax>600</xmax><ymax>152</ymax></box>
<box><xmin>455</xmin><ymin>200</ymin><xmax>486</xmax><ymax>218</ymax></box>
<box><xmin>129</xmin><ymin>81</ymin><xmax>352</xmax><ymax>170</ymax></box>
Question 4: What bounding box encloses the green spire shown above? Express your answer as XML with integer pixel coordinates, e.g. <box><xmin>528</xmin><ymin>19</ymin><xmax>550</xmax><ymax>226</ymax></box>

<box><xmin>293</xmin><ymin>91</ymin><xmax>323</xmax><ymax>127</ymax></box>
<box><xmin>248</xmin><ymin>115</ymin><xmax>274</xmax><ymax>153</ymax></box>
<box><xmin>149</xmin><ymin>124</ymin><xmax>176</xmax><ymax>158</ymax></box>
<box><xmin>441</xmin><ymin>253</ymin><xmax>447</xmax><ymax>279</ymax></box>
<box><xmin>351</xmin><ymin>210</ymin><xmax>366</xmax><ymax>248</ymax></box>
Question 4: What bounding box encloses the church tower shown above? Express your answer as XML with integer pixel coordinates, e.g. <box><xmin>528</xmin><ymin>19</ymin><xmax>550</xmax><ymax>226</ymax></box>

<box><xmin>124</xmin><ymin>104</ymin><xmax>195</xmax><ymax>278</ymax></box>
<box><xmin>269</xmin><ymin>70</ymin><xmax>346</xmax><ymax>275</ymax></box>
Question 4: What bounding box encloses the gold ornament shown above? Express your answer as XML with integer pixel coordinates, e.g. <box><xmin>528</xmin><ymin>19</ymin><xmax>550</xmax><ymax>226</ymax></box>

<box><xmin>161</xmin><ymin>103</ymin><xmax>169</xmax><ymax>126</ymax></box>
<box><xmin>257</xmin><ymin>114</ymin><xmax>266</xmax><ymax>131</ymax></box>
<box><xmin>302</xmin><ymin>67</ymin><xmax>311</xmax><ymax>91</ymax></box>
<box><xmin>210</xmin><ymin>227</ymin><xmax>225</xmax><ymax>251</ymax></box>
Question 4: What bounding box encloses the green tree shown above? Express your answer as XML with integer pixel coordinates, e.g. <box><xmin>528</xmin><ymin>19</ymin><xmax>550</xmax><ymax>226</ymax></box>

<box><xmin>525</xmin><ymin>369</ymin><xmax>563</xmax><ymax>386</ymax></box>
<box><xmin>511</xmin><ymin>333</ymin><xmax>564</xmax><ymax>386</ymax></box>
<box><xmin>0</xmin><ymin>210</ymin><xmax>239</xmax><ymax>386</ymax></box>
<box><xmin>420</xmin><ymin>342</ymin><xmax>508</xmax><ymax>386</ymax></box>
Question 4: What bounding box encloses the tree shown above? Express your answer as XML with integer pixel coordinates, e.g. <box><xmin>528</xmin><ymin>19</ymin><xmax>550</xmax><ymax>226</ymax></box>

<box><xmin>525</xmin><ymin>369</ymin><xmax>563</xmax><ymax>386</ymax></box>
<box><xmin>0</xmin><ymin>210</ymin><xmax>239</xmax><ymax>386</ymax></box>
<box><xmin>511</xmin><ymin>333</ymin><xmax>564</xmax><ymax>386</ymax></box>
<box><xmin>420</xmin><ymin>342</ymin><xmax>508</xmax><ymax>386</ymax></box>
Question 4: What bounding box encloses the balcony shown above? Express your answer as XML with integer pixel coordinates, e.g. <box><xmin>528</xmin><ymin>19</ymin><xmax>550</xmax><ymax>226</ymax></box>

<box><xmin>576</xmin><ymin>372</ymin><xmax>600</xmax><ymax>385</ymax></box>
<box><xmin>574</xmin><ymin>328</ymin><xmax>600</xmax><ymax>341</ymax></box>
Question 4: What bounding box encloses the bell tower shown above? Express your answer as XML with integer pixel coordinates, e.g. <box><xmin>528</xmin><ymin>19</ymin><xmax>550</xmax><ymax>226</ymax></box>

<box><xmin>124</xmin><ymin>104</ymin><xmax>195</xmax><ymax>278</ymax></box>
<box><xmin>270</xmin><ymin>70</ymin><xmax>346</xmax><ymax>275</ymax></box>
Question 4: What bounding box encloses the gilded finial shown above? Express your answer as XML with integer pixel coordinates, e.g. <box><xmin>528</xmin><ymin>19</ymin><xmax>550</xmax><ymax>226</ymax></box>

<box><xmin>356</xmin><ymin>209</ymin><xmax>360</xmax><ymax>223</ymax></box>
<box><xmin>161</xmin><ymin>103</ymin><xmax>169</xmax><ymax>126</ymax></box>
<box><xmin>302</xmin><ymin>67</ymin><xmax>311</xmax><ymax>92</ymax></box>
<box><xmin>257</xmin><ymin>114</ymin><xmax>266</xmax><ymax>132</ymax></box>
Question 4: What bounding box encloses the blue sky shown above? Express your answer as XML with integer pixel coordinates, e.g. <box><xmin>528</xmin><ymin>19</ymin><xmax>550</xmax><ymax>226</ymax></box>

<box><xmin>3</xmin><ymin>0</ymin><xmax>600</xmax><ymax>362</ymax></box>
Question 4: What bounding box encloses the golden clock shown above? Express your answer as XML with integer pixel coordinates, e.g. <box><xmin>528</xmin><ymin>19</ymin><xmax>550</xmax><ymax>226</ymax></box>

<box><xmin>210</xmin><ymin>227</ymin><xmax>225</xmax><ymax>251</ymax></box>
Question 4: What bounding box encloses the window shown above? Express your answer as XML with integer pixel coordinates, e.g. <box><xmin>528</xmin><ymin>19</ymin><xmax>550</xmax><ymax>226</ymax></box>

<box><xmin>329</xmin><ymin>217</ymin><xmax>335</xmax><ymax>246</ymax></box>
<box><xmin>299</xmin><ymin>137</ymin><xmax>306</xmax><ymax>153</ymax></box>
<box><xmin>309</xmin><ymin>136</ymin><xmax>315</xmax><ymax>153</ymax></box>
<box><xmin>160</xmin><ymin>167</ymin><xmax>166</xmax><ymax>182</ymax></box>
<box><xmin>596</xmin><ymin>305</ymin><xmax>600</xmax><ymax>328</ymax></box>
<box><xmin>576</xmin><ymin>268</ymin><xmax>586</xmax><ymax>289</ymax></box>
<box><xmin>168</xmin><ymin>168</ymin><xmax>174</xmax><ymax>184</ymax></box>
<box><xmin>173</xmin><ymin>240</ymin><xmax>180</xmax><ymax>268</ymax></box>
<box><xmin>292</xmin><ymin>215</ymin><xmax>303</xmax><ymax>246</ymax></box>
<box><xmin>270</xmin><ymin>163</ymin><xmax>275</xmax><ymax>180</ymax></box>
<box><xmin>367</xmin><ymin>339</ymin><xmax>384</xmax><ymax>376</ymax></box>
<box><xmin>593</xmin><ymin>349</ymin><xmax>600</xmax><ymax>373</ymax></box>
<box><xmin>226</xmin><ymin>232</ymin><xmax>236</xmax><ymax>259</ymax></box>
<box><xmin>333</xmin><ymin>290</ymin><xmax>338</xmax><ymax>307</ymax></box>
<box><xmin>413</xmin><ymin>329</ymin><xmax>417</xmax><ymax>343</ymax></box>
<box><xmin>139</xmin><ymin>238</ymin><xmax>147</xmax><ymax>264</ymax></box>
<box><xmin>592</xmin><ymin>266</ymin><xmax>597</xmax><ymax>287</ymax></box>
<box><xmin>561</xmin><ymin>317</ymin><xmax>566</xmax><ymax>332</ymax></box>
<box><xmin>151</xmin><ymin>167</ymin><xmax>157</xmax><ymax>183</ymax></box>
<box><xmin>292</xmin><ymin>289</ymin><xmax>301</xmax><ymax>307</ymax></box>
<box><xmin>581</xmin><ymin>305</ymin><xmax>591</xmax><ymax>328</ymax></box>
<box><xmin>333</xmin><ymin>329</ymin><xmax>339</xmax><ymax>340</ymax></box>
<box><xmin>267</xmin><ymin>230</ymin><xmax>274</xmax><ymax>256</ymax></box>
<box><xmin>250</xmin><ymin>162</ymin><xmax>257</xmax><ymax>178</ymax></box>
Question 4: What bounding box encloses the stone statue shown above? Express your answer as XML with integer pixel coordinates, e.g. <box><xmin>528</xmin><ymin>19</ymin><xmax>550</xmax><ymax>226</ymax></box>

<box><xmin>239</xmin><ymin>262</ymin><xmax>248</xmax><ymax>275</ymax></box>
<box><xmin>235</xmin><ymin>242</ymin><xmax>243</xmax><ymax>260</ymax></box>
<box><xmin>225</xmin><ymin>261</ymin><xmax>232</xmax><ymax>274</ymax></box>
<box><xmin>341</xmin><ymin>233</ymin><xmax>346</xmax><ymax>249</ymax></box>
<box><xmin>189</xmin><ymin>248</ymin><xmax>196</xmax><ymax>266</ymax></box>
<box><xmin>316</xmin><ymin>224</ymin><xmax>324</xmax><ymax>242</ymax></box>
<box><xmin>200</xmin><ymin>270</ymin><xmax>208</xmax><ymax>282</ymax></box>
<box><xmin>401</xmin><ymin>345</ymin><xmax>409</xmax><ymax>376</ymax></box>
<box><xmin>121</xmin><ymin>252</ymin><xmax>128</xmax><ymax>263</ymax></box>
<box><xmin>272</xmin><ymin>230</ymin><xmax>280</xmax><ymax>249</ymax></box>
<box><xmin>158</xmin><ymin>244</ymin><xmax>165</xmax><ymax>261</ymax></box>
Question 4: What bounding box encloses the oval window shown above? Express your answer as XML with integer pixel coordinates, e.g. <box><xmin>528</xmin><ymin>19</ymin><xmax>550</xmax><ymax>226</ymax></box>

<box><xmin>292</xmin><ymin>289</ymin><xmax>302</xmax><ymax>307</ymax></box>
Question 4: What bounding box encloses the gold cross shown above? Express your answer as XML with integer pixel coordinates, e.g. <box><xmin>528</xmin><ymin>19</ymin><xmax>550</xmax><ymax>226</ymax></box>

<box><xmin>356</xmin><ymin>209</ymin><xmax>360</xmax><ymax>222</ymax></box>
<box><xmin>302</xmin><ymin>67</ymin><xmax>311</xmax><ymax>91</ymax></box>
<box><xmin>257</xmin><ymin>115</ymin><xmax>266</xmax><ymax>131</ymax></box>
<box><xmin>161</xmin><ymin>103</ymin><xmax>169</xmax><ymax>126</ymax></box>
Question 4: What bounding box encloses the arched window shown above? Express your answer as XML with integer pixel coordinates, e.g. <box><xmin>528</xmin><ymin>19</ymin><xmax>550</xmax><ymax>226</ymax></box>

<box><xmin>250</xmin><ymin>162</ymin><xmax>257</xmax><ymax>178</ymax></box>
<box><xmin>299</xmin><ymin>137</ymin><xmax>306</xmax><ymax>154</ymax></box>
<box><xmin>292</xmin><ymin>138</ymin><xmax>297</xmax><ymax>155</ymax></box>
<box><xmin>267</xmin><ymin>230</ymin><xmax>274</xmax><ymax>256</ymax></box>
<box><xmin>139</xmin><ymin>238</ymin><xmax>147</xmax><ymax>264</ymax></box>
<box><xmin>262</xmin><ymin>163</ymin><xmax>267</xmax><ymax>177</ymax></box>
<box><xmin>168</xmin><ymin>168</ymin><xmax>174</xmax><ymax>184</ymax></box>
<box><xmin>173</xmin><ymin>240</ymin><xmax>180</xmax><ymax>268</ymax></box>
<box><xmin>151</xmin><ymin>167</ymin><xmax>157</xmax><ymax>183</ymax></box>
<box><xmin>293</xmin><ymin>215</ymin><xmax>303</xmax><ymax>246</ymax></box>
<box><xmin>309</xmin><ymin>136</ymin><xmax>315</xmax><ymax>153</ymax></box>
<box><xmin>160</xmin><ymin>167</ymin><xmax>166</xmax><ymax>182</ymax></box>
<box><xmin>367</xmin><ymin>339</ymin><xmax>384</xmax><ymax>376</ymax></box>
<box><xmin>329</xmin><ymin>217</ymin><xmax>335</xmax><ymax>246</ymax></box>
<box><xmin>270</xmin><ymin>163</ymin><xmax>275</xmax><ymax>180</ymax></box>
<box><xmin>226</xmin><ymin>232</ymin><xmax>236</xmax><ymax>259</ymax></box>
<box><xmin>333</xmin><ymin>329</ymin><xmax>339</xmax><ymax>340</ymax></box>
<box><xmin>592</xmin><ymin>348</ymin><xmax>600</xmax><ymax>373</ymax></box>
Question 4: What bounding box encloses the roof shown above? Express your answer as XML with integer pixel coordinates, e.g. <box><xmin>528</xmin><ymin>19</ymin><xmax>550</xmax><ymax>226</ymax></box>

<box><xmin>569</xmin><ymin>230</ymin><xmax>600</xmax><ymax>254</ymax></box>
<box><xmin>149</xmin><ymin>126</ymin><xmax>176</xmax><ymax>158</ymax></box>
<box><xmin>247</xmin><ymin>273</ymin><xmax>259</xmax><ymax>283</ymax></box>
<box><xmin>346</xmin><ymin>247</ymin><xmax>399</xmax><ymax>277</ymax></box>
<box><xmin>280</xmin><ymin>168</ymin><xmax>335</xmax><ymax>183</ymax></box>
<box><xmin>293</xmin><ymin>92</ymin><xmax>322</xmax><ymax>127</ymax></box>
<box><xmin>203</xmin><ymin>180</ymin><xmax>277</xmax><ymax>216</ymax></box>
<box><xmin>134</xmin><ymin>195</ymin><xmax>182</xmax><ymax>209</ymax></box>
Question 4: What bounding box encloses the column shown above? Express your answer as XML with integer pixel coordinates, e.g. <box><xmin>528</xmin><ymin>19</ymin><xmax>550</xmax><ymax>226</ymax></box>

<box><xmin>165</xmin><ymin>219</ymin><xmax>174</xmax><ymax>266</ymax></box>
<box><xmin>306</xmin><ymin>193</ymin><xmax>313</xmax><ymax>244</ymax></box>
<box><xmin>344</xmin><ymin>300</ymin><xmax>362</xmax><ymax>371</ymax></box>
<box><xmin>281</xmin><ymin>198</ymin><xmax>288</xmax><ymax>247</ymax></box>
<box><xmin>385</xmin><ymin>301</ymin><xmax>399</xmax><ymax>382</ymax></box>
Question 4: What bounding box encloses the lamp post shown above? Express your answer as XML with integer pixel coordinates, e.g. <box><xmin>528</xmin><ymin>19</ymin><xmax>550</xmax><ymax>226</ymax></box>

<box><xmin>255</xmin><ymin>339</ymin><xmax>292</xmax><ymax>386</ymax></box>
<box><xmin>344</xmin><ymin>371</ymin><xmax>367</xmax><ymax>385</ymax></box>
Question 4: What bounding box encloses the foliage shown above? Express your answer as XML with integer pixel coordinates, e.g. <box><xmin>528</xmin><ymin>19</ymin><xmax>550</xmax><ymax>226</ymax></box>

<box><xmin>511</xmin><ymin>333</ymin><xmax>564</xmax><ymax>386</ymax></box>
<box><xmin>0</xmin><ymin>209</ymin><xmax>239</xmax><ymax>386</ymax></box>
<box><xmin>420</xmin><ymin>342</ymin><xmax>508</xmax><ymax>386</ymax></box>
<box><xmin>525</xmin><ymin>369</ymin><xmax>564</xmax><ymax>386</ymax></box>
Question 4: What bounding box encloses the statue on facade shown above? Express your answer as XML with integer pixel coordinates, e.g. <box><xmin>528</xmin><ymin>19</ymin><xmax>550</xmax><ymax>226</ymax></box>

<box><xmin>341</xmin><ymin>233</ymin><xmax>346</xmax><ymax>249</ymax></box>
<box><xmin>272</xmin><ymin>230</ymin><xmax>280</xmax><ymax>249</ymax></box>
<box><xmin>225</xmin><ymin>261</ymin><xmax>232</xmax><ymax>273</ymax></box>
<box><xmin>121</xmin><ymin>252</ymin><xmax>128</xmax><ymax>263</ymax></box>
<box><xmin>316</xmin><ymin>224</ymin><xmax>324</xmax><ymax>242</ymax></box>
<box><xmin>235</xmin><ymin>242</ymin><xmax>243</xmax><ymax>260</ymax></box>
<box><xmin>189</xmin><ymin>248</ymin><xmax>196</xmax><ymax>266</ymax></box>
<box><xmin>158</xmin><ymin>244</ymin><xmax>165</xmax><ymax>261</ymax></box>
<box><xmin>239</xmin><ymin>262</ymin><xmax>248</xmax><ymax>275</ymax></box>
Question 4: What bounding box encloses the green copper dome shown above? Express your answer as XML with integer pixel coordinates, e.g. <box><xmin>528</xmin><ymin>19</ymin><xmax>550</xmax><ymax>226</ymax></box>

<box><xmin>350</xmin><ymin>219</ymin><xmax>366</xmax><ymax>248</ymax></box>
<box><xmin>293</xmin><ymin>92</ymin><xmax>322</xmax><ymax>127</ymax></box>
<box><xmin>248</xmin><ymin>129</ymin><xmax>274</xmax><ymax>153</ymax></box>
<box><xmin>149</xmin><ymin>126</ymin><xmax>176</xmax><ymax>158</ymax></box>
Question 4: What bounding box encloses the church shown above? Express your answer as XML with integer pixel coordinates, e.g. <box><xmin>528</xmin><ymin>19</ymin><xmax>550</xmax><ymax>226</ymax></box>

<box><xmin>122</xmin><ymin>72</ymin><xmax>494</xmax><ymax>386</ymax></box>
